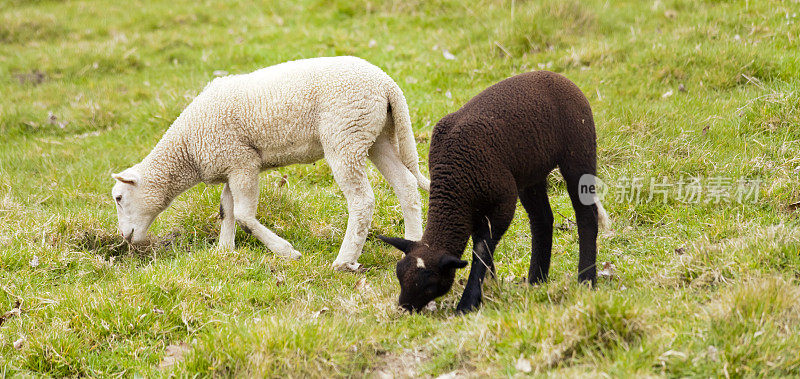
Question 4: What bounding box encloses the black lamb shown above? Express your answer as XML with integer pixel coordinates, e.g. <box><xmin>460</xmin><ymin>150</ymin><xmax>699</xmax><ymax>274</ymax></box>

<box><xmin>379</xmin><ymin>71</ymin><xmax>610</xmax><ymax>313</ymax></box>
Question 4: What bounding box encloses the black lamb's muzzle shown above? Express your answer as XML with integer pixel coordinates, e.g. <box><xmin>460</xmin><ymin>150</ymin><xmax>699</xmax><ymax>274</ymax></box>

<box><xmin>398</xmin><ymin>293</ymin><xmax>430</xmax><ymax>313</ymax></box>
<box><xmin>401</xmin><ymin>302</ymin><xmax>427</xmax><ymax>313</ymax></box>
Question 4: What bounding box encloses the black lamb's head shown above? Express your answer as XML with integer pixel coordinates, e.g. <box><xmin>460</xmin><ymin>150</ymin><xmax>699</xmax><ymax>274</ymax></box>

<box><xmin>378</xmin><ymin>235</ymin><xmax>468</xmax><ymax>312</ymax></box>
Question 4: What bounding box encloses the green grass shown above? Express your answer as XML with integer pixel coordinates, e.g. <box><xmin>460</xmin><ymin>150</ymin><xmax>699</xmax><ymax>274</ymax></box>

<box><xmin>2</xmin><ymin>0</ymin><xmax>800</xmax><ymax>376</ymax></box>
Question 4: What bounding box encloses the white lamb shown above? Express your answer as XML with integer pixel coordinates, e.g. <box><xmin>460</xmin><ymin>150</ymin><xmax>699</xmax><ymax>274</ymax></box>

<box><xmin>111</xmin><ymin>56</ymin><xmax>430</xmax><ymax>271</ymax></box>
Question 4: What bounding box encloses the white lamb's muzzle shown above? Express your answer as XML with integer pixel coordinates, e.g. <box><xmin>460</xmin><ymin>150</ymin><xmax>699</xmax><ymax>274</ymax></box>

<box><xmin>121</xmin><ymin>228</ymin><xmax>132</xmax><ymax>242</ymax></box>
<box><xmin>118</xmin><ymin>215</ymin><xmax>155</xmax><ymax>244</ymax></box>
<box><xmin>119</xmin><ymin>222</ymin><xmax>137</xmax><ymax>243</ymax></box>
<box><xmin>129</xmin><ymin>228</ymin><xmax>149</xmax><ymax>244</ymax></box>
<box><xmin>121</xmin><ymin>225</ymin><xmax>151</xmax><ymax>244</ymax></box>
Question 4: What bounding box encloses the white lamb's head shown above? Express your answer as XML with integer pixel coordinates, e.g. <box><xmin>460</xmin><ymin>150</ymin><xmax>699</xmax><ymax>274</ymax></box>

<box><xmin>111</xmin><ymin>166</ymin><xmax>161</xmax><ymax>244</ymax></box>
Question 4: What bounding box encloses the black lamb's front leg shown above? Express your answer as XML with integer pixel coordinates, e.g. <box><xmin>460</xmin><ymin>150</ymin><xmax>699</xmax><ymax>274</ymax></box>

<box><xmin>456</xmin><ymin>201</ymin><xmax>515</xmax><ymax>313</ymax></box>
<box><xmin>456</xmin><ymin>235</ymin><xmax>497</xmax><ymax>313</ymax></box>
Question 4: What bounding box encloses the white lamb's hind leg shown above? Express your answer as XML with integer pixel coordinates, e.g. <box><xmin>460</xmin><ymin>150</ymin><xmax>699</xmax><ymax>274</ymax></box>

<box><xmin>369</xmin><ymin>136</ymin><xmax>423</xmax><ymax>241</ymax></box>
<box><xmin>228</xmin><ymin>171</ymin><xmax>301</xmax><ymax>259</ymax></box>
<box><xmin>328</xmin><ymin>156</ymin><xmax>375</xmax><ymax>271</ymax></box>
<box><xmin>217</xmin><ymin>183</ymin><xmax>236</xmax><ymax>250</ymax></box>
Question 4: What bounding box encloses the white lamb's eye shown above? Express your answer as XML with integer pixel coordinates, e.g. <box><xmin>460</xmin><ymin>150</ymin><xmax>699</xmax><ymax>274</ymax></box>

<box><xmin>115</xmin><ymin>195</ymin><xmax>122</xmax><ymax>203</ymax></box>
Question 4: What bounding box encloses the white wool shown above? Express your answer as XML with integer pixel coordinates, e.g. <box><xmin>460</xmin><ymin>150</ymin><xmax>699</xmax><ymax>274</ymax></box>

<box><xmin>416</xmin><ymin>257</ymin><xmax>426</xmax><ymax>269</ymax></box>
<box><xmin>596</xmin><ymin>200</ymin><xmax>611</xmax><ymax>230</ymax></box>
<box><xmin>112</xmin><ymin>56</ymin><xmax>429</xmax><ymax>269</ymax></box>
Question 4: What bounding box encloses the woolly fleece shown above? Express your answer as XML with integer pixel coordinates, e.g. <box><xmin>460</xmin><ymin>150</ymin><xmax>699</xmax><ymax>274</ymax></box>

<box><xmin>380</xmin><ymin>71</ymin><xmax>609</xmax><ymax>312</ymax></box>
<box><xmin>112</xmin><ymin>56</ymin><xmax>429</xmax><ymax>270</ymax></box>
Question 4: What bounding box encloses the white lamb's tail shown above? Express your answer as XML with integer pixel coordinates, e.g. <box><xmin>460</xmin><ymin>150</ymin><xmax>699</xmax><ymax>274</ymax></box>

<box><xmin>596</xmin><ymin>199</ymin><xmax>611</xmax><ymax>230</ymax></box>
<box><xmin>386</xmin><ymin>81</ymin><xmax>430</xmax><ymax>192</ymax></box>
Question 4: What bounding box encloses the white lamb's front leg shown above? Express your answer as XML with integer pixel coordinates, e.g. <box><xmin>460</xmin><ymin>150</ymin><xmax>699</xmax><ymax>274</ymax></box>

<box><xmin>328</xmin><ymin>156</ymin><xmax>375</xmax><ymax>272</ymax></box>
<box><xmin>228</xmin><ymin>171</ymin><xmax>301</xmax><ymax>259</ymax></box>
<box><xmin>217</xmin><ymin>183</ymin><xmax>236</xmax><ymax>250</ymax></box>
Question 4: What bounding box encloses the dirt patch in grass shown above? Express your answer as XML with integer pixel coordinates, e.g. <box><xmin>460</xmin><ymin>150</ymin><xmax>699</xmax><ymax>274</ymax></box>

<box><xmin>66</xmin><ymin>228</ymin><xmax>187</xmax><ymax>259</ymax></box>
<box><xmin>159</xmin><ymin>342</ymin><xmax>192</xmax><ymax>370</ymax></box>
<box><xmin>12</xmin><ymin>70</ymin><xmax>47</xmax><ymax>86</ymax></box>
<box><xmin>372</xmin><ymin>349</ymin><xmax>428</xmax><ymax>378</ymax></box>
<box><xmin>0</xmin><ymin>299</ymin><xmax>22</xmax><ymax>327</ymax></box>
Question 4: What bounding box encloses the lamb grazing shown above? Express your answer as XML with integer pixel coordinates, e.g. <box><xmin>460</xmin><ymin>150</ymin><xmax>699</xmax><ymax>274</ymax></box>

<box><xmin>379</xmin><ymin>71</ymin><xmax>610</xmax><ymax>313</ymax></box>
<box><xmin>111</xmin><ymin>56</ymin><xmax>430</xmax><ymax>271</ymax></box>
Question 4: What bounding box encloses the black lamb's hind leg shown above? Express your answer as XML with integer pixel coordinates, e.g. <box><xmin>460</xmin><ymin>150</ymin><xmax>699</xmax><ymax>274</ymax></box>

<box><xmin>561</xmin><ymin>168</ymin><xmax>599</xmax><ymax>286</ymax></box>
<box><xmin>456</xmin><ymin>198</ymin><xmax>516</xmax><ymax>314</ymax></box>
<box><xmin>519</xmin><ymin>182</ymin><xmax>554</xmax><ymax>284</ymax></box>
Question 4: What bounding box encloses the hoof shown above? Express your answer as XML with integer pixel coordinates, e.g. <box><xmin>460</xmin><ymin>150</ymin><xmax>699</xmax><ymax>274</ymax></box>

<box><xmin>332</xmin><ymin>261</ymin><xmax>363</xmax><ymax>272</ymax></box>
<box><xmin>275</xmin><ymin>246</ymin><xmax>302</xmax><ymax>260</ymax></box>
<box><xmin>217</xmin><ymin>241</ymin><xmax>235</xmax><ymax>251</ymax></box>
<box><xmin>456</xmin><ymin>296</ymin><xmax>482</xmax><ymax>314</ymax></box>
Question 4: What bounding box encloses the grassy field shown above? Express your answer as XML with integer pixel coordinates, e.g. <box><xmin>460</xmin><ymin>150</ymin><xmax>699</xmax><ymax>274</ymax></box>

<box><xmin>2</xmin><ymin>0</ymin><xmax>800</xmax><ymax>376</ymax></box>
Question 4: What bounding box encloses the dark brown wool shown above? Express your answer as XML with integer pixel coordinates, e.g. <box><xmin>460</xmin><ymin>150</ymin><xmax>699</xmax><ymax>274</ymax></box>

<box><xmin>379</xmin><ymin>71</ymin><xmax>606</xmax><ymax>313</ymax></box>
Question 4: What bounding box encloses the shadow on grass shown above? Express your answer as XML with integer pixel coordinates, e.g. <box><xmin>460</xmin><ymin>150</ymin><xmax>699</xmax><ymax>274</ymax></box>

<box><xmin>65</xmin><ymin>227</ymin><xmax>212</xmax><ymax>262</ymax></box>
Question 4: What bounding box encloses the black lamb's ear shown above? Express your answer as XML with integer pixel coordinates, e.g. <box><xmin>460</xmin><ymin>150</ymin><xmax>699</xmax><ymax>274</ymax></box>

<box><xmin>377</xmin><ymin>235</ymin><xmax>416</xmax><ymax>254</ymax></box>
<box><xmin>439</xmin><ymin>255</ymin><xmax>468</xmax><ymax>269</ymax></box>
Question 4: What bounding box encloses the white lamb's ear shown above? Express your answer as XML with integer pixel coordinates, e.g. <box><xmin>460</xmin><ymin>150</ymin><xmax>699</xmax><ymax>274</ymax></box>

<box><xmin>112</xmin><ymin>170</ymin><xmax>139</xmax><ymax>185</ymax></box>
